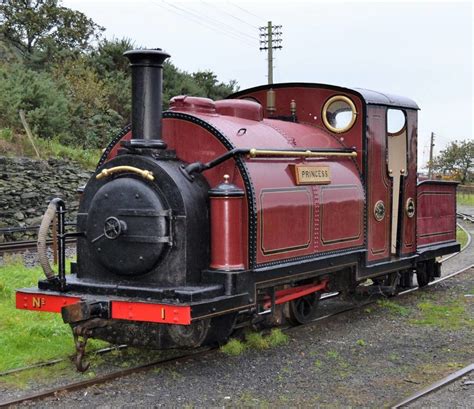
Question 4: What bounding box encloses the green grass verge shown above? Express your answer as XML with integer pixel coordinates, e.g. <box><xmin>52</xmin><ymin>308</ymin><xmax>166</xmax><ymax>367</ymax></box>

<box><xmin>34</xmin><ymin>137</ymin><xmax>101</xmax><ymax>169</ymax></box>
<box><xmin>0</xmin><ymin>128</ymin><xmax>101</xmax><ymax>169</ymax></box>
<box><xmin>0</xmin><ymin>259</ymin><xmax>106</xmax><ymax>372</ymax></box>
<box><xmin>410</xmin><ymin>298</ymin><xmax>474</xmax><ymax>330</ymax></box>
<box><xmin>457</xmin><ymin>192</ymin><xmax>474</xmax><ymax>206</ymax></box>
<box><xmin>456</xmin><ymin>226</ymin><xmax>468</xmax><ymax>249</ymax></box>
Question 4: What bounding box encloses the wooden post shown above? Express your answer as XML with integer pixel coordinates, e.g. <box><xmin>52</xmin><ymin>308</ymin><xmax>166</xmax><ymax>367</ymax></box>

<box><xmin>19</xmin><ymin>110</ymin><xmax>41</xmax><ymax>159</ymax></box>
<box><xmin>428</xmin><ymin>132</ymin><xmax>435</xmax><ymax>179</ymax></box>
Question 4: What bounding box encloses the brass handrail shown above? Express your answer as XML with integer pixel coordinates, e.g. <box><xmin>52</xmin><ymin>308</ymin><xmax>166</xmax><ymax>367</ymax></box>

<box><xmin>248</xmin><ymin>148</ymin><xmax>357</xmax><ymax>158</ymax></box>
<box><xmin>96</xmin><ymin>166</ymin><xmax>154</xmax><ymax>181</ymax></box>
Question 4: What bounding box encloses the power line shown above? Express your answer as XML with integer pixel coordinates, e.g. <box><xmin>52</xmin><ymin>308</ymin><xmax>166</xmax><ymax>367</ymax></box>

<box><xmin>200</xmin><ymin>0</ymin><xmax>259</xmax><ymax>30</ymax></box>
<box><xmin>185</xmin><ymin>1</ymin><xmax>256</xmax><ymax>41</ymax></box>
<box><xmin>153</xmin><ymin>1</ymin><xmax>255</xmax><ymax>47</ymax></box>
<box><xmin>161</xmin><ymin>0</ymin><xmax>255</xmax><ymax>43</ymax></box>
<box><xmin>227</xmin><ymin>1</ymin><xmax>263</xmax><ymax>23</ymax></box>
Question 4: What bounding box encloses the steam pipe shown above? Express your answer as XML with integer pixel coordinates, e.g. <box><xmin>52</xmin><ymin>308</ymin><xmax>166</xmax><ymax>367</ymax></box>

<box><xmin>37</xmin><ymin>198</ymin><xmax>66</xmax><ymax>290</ymax></box>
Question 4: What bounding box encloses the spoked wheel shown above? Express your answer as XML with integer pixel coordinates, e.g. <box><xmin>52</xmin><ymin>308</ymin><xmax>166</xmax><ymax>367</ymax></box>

<box><xmin>286</xmin><ymin>291</ymin><xmax>321</xmax><ymax>325</ymax></box>
<box><xmin>416</xmin><ymin>261</ymin><xmax>432</xmax><ymax>288</ymax></box>
<box><xmin>167</xmin><ymin>318</ymin><xmax>211</xmax><ymax>348</ymax></box>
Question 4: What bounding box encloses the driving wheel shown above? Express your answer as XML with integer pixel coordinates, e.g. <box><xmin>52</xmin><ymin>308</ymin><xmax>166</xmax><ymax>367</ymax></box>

<box><xmin>287</xmin><ymin>291</ymin><xmax>322</xmax><ymax>325</ymax></box>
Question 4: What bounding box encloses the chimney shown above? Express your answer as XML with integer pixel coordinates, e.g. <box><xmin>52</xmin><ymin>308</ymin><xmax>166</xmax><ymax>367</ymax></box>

<box><xmin>123</xmin><ymin>49</ymin><xmax>170</xmax><ymax>148</ymax></box>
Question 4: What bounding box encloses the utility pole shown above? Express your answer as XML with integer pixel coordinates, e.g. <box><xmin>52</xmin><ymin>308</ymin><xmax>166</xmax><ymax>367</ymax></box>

<box><xmin>428</xmin><ymin>131</ymin><xmax>435</xmax><ymax>179</ymax></box>
<box><xmin>259</xmin><ymin>21</ymin><xmax>282</xmax><ymax>84</ymax></box>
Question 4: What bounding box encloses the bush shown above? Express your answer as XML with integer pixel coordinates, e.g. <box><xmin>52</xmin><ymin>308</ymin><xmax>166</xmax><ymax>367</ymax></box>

<box><xmin>0</xmin><ymin>64</ymin><xmax>70</xmax><ymax>140</ymax></box>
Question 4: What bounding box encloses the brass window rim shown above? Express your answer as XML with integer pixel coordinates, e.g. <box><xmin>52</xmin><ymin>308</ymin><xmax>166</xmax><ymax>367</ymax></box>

<box><xmin>374</xmin><ymin>200</ymin><xmax>386</xmax><ymax>222</ymax></box>
<box><xmin>406</xmin><ymin>197</ymin><xmax>415</xmax><ymax>218</ymax></box>
<box><xmin>322</xmin><ymin>95</ymin><xmax>357</xmax><ymax>134</ymax></box>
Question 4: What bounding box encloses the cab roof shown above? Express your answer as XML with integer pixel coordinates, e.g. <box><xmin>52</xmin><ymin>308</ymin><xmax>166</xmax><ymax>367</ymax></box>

<box><xmin>230</xmin><ymin>82</ymin><xmax>419</xmax><ymax>110</ymax></box>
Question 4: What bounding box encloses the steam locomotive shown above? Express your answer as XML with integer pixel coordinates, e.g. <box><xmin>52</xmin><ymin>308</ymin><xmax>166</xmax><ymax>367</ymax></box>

<box><xmin>16</xmin><ymin>49</ymin><xmax>459</xmax><ymax>370</ymax></box>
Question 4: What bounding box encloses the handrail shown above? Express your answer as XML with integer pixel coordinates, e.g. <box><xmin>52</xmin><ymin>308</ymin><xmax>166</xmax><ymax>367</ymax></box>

<box><xmin>248</xmin><ymin>148</ymin><xmax>357</xmax><ymax>158</ymax></box>
<box><xmin>96</xmin><ymin>166</ymin><xmax>154</xmax><ymax>181</ymax></box>
<box><xmin>181</xmin><ymin>147</ymin><xmax>357</xmax><ymax>179</ymax></box>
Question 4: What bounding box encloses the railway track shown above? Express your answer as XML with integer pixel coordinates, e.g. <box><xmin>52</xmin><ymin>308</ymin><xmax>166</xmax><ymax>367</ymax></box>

<box><xmin>0</xmin><ymin>222</ymin><xmax>76</xmax><ymax>256</ymax></box>
<box><xmin>0</xmin><ymin>237</ymin><xmax>76</xmax><ymax>255</ymax></box>
<box><xmin>1</xmin><ymin>262</ymin><xmax>472</xmax><ymax>408</ymax></box>
<box><xmin>0</xmin><ymin>348</ymin><xmax>213</xmax><ymax>408</ymax></box>
<box><xmin>392</xmin><ymin>363</ymin><xmax>474</xmax><ymax>408</ymax></box>
<box><xmin>457</xmin><ymin>212</ymin><xmax>474</xmax><ymax>223</ymax></box>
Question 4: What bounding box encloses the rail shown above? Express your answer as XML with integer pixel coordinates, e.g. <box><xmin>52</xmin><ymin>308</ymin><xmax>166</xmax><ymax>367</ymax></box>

<box><xmin>0</xmin><ymin>237</ymin><xmax>77</xmax><ymax>256</ymax></box>
<box><xmin>0</xmin><ymin>221</ymin><xmax>77</xmax><ymax>257</ymax></box>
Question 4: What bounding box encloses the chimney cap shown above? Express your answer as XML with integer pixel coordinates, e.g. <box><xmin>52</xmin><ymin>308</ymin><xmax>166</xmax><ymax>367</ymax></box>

<box><xmin>123</xmin><ymin>49</ymin><xmax>171</xmax><ymax>67</ymax></box>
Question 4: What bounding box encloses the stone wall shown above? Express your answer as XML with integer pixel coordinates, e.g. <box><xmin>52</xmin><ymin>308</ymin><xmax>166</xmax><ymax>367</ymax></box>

<box><xmin>0</xmin><ymin>156</ymin><xmax>92</xmax><ymax>240</ymax></box>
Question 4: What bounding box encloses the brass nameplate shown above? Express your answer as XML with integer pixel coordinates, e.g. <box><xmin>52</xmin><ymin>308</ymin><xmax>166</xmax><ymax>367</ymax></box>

<box><xmin>291</xmin><ymin>165</ymin><xmax>331</xmax><ymax>185</ymax></box>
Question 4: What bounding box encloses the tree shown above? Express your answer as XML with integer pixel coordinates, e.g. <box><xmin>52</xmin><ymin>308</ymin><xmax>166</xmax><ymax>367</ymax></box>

<box><xmin>0</xmin><ymin>63</ymin><xmax>70</xmax><ymax>140</ymax></box>
<box><xmin>90</xmin><ymin>37</ymin><xmax>135</xmax><ymax>76</ymax></box>
<box><xmin>192</xmin><ymin>70</ymin><xmax>239</xmax><ymax>100</ymax></box>
<box><xmin>432</xmin><ymin>139</ymin><xmax>473</xmax><ymax>184</ymax></box>
<box><xmin>88</xmin><ymin>38</ymin><xmax>135</xmax><ymax>122</ymax></box>
<box><xmin>0</xmin><ymin>0</ymin><xmax>103</xmax><ymax>60</ymax></box>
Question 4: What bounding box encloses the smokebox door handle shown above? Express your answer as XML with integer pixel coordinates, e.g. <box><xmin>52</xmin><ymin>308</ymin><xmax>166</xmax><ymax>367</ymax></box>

<box><xmin>96</xmin><ymin>166</ymin><xmax>155</xmax><ymax>181</ymax></box>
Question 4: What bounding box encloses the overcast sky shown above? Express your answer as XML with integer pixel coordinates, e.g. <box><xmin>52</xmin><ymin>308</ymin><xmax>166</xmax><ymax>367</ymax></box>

<box><xmin>64</xmin><ymin>0</ymin><xmax>472</xmax><ymax>168</ymax></box>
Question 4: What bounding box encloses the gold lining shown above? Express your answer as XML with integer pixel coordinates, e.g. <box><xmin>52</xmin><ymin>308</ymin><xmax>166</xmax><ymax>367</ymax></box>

<box><xmin>320</xmin><ymin>185</ymin><xmax>363</xmax><ymax>245</ymax></box>
<box><xmin>259</xmin><ymin>188</ymin><xmax>313</xmax><ymax>256</ymax></box>
<box><xmin>417</xmin><ymin>191</ymin><xmax>455</xmax><ymax>239</ymax></box>
<box><xmin>322</xmin><ymin>95</ymin><xmax>357</xmax><ymax>134</ymax></box>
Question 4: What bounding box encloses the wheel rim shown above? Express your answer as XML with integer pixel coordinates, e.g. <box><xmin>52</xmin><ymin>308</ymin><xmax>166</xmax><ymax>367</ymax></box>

<box><xmin>289</xmin><ymin>292</ymin><xmax>321</xmax><ymax>325</ymax></box>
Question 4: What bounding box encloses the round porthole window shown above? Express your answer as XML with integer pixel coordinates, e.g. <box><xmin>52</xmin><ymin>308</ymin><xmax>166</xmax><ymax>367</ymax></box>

<box><xmin>322</xmin><ymin>95</ymin><xmax>357</xmax><ymax>133</ymax></box>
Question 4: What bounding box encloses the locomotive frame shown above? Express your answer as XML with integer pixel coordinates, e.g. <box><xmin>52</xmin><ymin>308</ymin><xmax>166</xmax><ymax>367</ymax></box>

<box><xmin>15</xmin><ymin>49</ymin><xmax>459</xmax><ymax>369</ymax></box>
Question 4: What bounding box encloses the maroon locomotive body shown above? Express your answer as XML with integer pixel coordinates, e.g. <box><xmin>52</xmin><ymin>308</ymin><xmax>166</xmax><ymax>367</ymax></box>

<box><xmin>16</xmin><ymin>49</ymin><xmax>459</xmax><ymax>367</ymax></box>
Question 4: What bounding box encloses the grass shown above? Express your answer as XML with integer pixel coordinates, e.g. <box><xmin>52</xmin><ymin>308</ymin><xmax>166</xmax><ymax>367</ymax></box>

<box><xmin>220</xmin><ymin>328</ymin><xmax>289</xmax><ymax>356</ymax></box>
<box><xmin>0</xmin><ymin>128</ymin><xmax>101</xmax><ymax>169</ymax></box>
<box><xmin>377</xmin><ymin>299</ymin><xmax>411</xmax><ymax>317</ymax></box>
<box><xmin>456</xmin><ymin>226</ymin><xmax>469</xmax><ymax>249</ymax></box>
<box><xmin>245</xmin><ymin>332</ymin><xmax>269</xmax><ymax>350</ymax></box>
<box><xmin>220</xmin><ymin>338</ymin><xmax>246</xmax><ymax>356</ymax></box>
<box><xmin>0</xmin><ymin>258</ymin><xmax>106</xmax><ymax>372</ymax></box>
<box><xmin>410</xmin><ymin>298</ymin><xmax>473</xmax><ymax>330</ymax></box>
<box><xmin>457</xmin><ymin>192</ymin><xmax>474</xmax><ymax>206</ymax></box>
